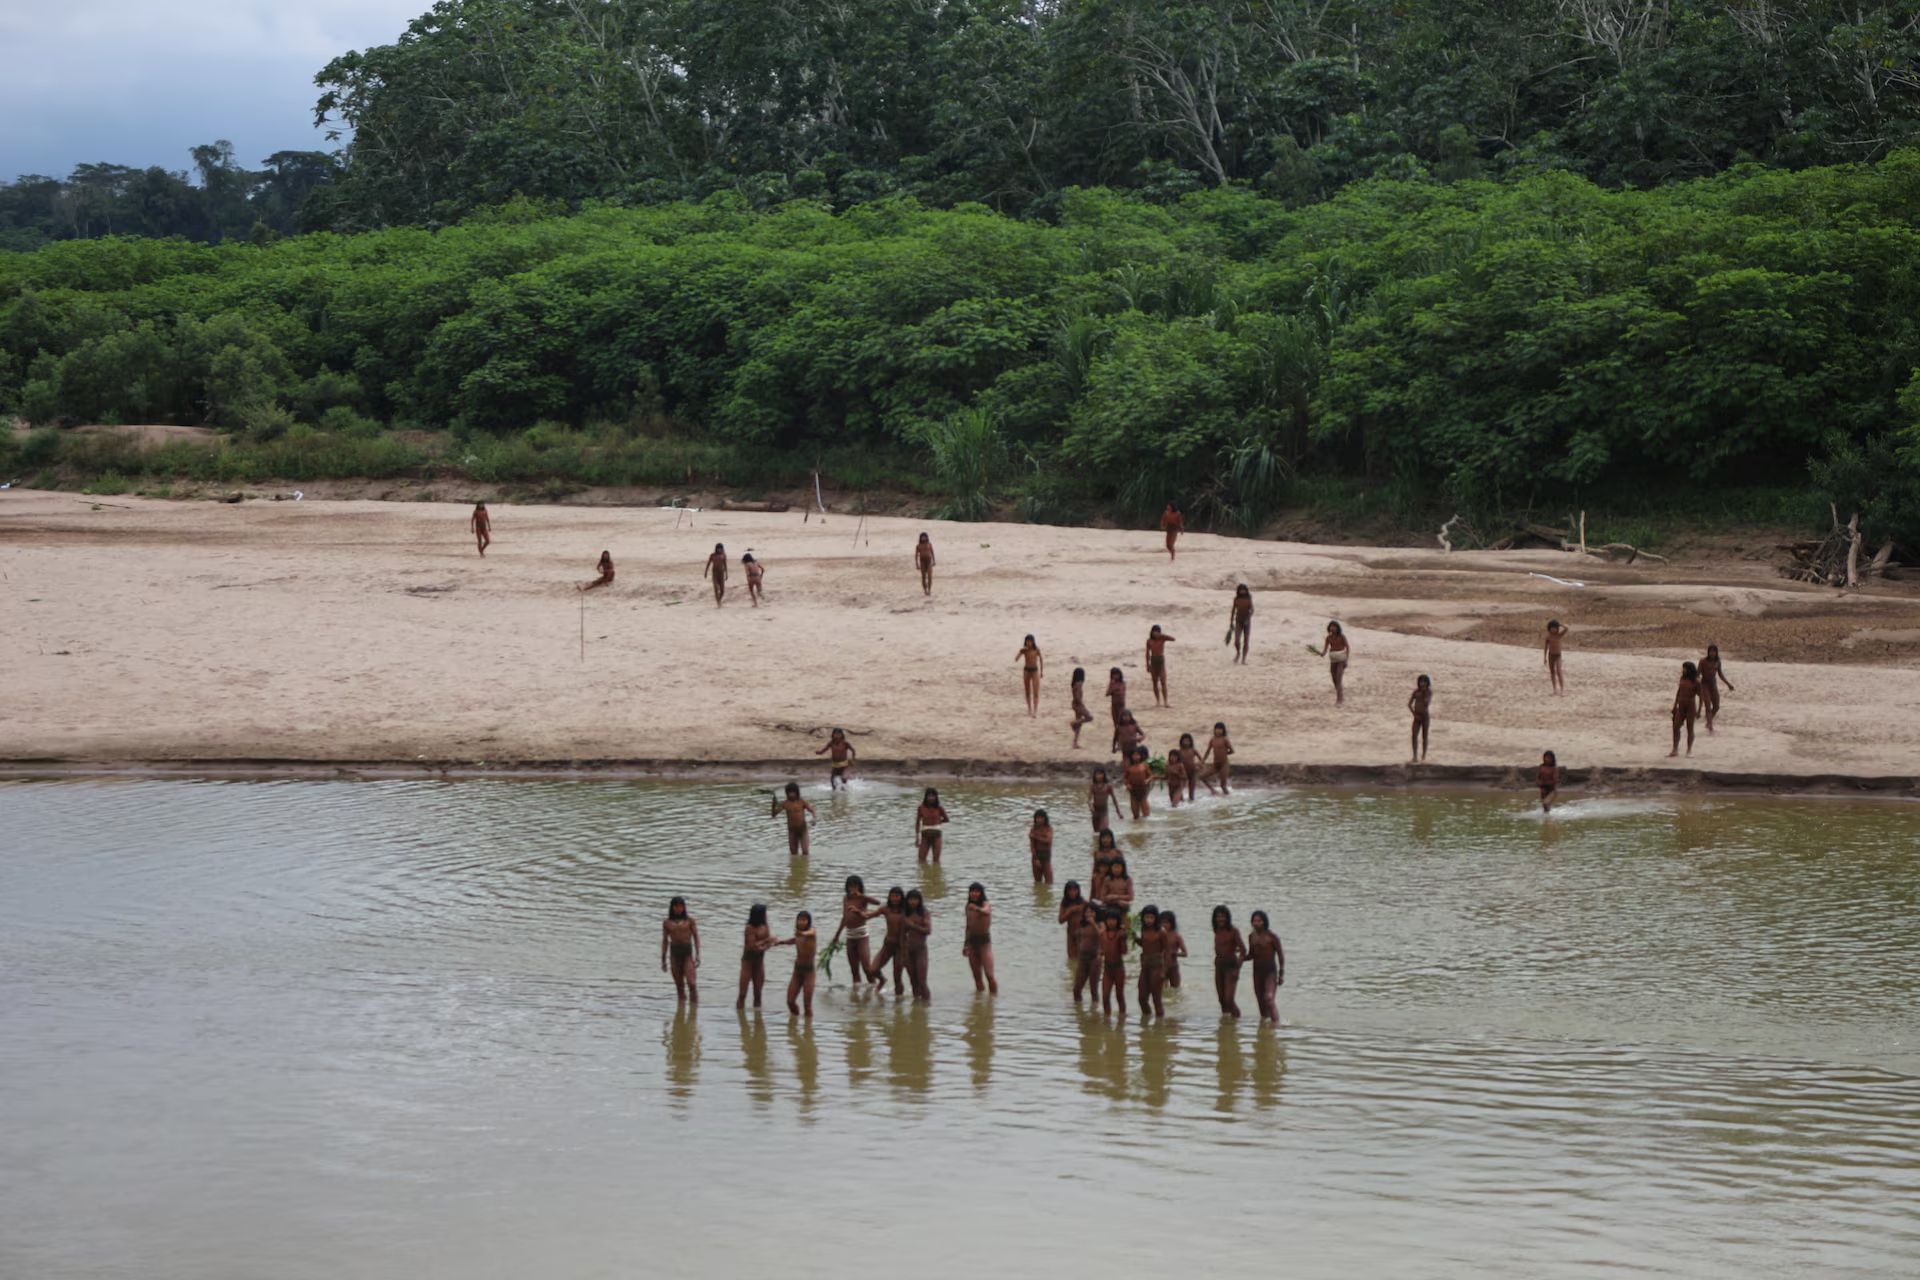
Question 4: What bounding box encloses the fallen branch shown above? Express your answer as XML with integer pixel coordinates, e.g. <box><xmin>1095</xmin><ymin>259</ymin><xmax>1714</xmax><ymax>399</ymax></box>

<box><xmin>1437</xmin><ymin>513</ymin><xmax>1461</xmax><ymax>553</ymax></box>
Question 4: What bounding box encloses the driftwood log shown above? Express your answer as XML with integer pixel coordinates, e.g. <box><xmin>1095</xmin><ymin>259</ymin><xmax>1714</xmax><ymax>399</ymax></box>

<box><xmin>1777</xmin><ymin>508</ymin><xmax>1895</xmax><ymax>586</ymax></box>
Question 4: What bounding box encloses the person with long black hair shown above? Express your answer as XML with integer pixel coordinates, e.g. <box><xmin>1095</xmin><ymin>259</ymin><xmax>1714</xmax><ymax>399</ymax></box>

<box><xmin>737</xmin><ymin>903</ymin><xmax>773</xmax><ymax>1009</ymax></box>
<box><xmin>901</xmin><ymin>888</ymin><xmax>933</xmax><ymax>1002</ymax></box>
<box><xmin>963</xmin><ymin>882</ymin><xmax>997</xmax><ymax>994</ymax></box>
<box><xmin>1212</xmin><ymin>905</ymin><xmax>1245</xmax><ymax>1019</ymax></box>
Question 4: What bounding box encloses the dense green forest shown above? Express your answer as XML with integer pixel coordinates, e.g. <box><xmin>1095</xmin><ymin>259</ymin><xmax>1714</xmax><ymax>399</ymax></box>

<box><xmin>7</xmin><ymin>0</ymin><xmax>1920</xmax><ymax>543</ymax></box>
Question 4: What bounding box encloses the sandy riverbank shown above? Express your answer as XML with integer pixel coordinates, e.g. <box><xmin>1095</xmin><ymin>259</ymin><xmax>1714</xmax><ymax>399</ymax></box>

<box><xmin>6</xmin><ymin>490</ymin><xmax>1920</xmax><ymax>789</ymax></box>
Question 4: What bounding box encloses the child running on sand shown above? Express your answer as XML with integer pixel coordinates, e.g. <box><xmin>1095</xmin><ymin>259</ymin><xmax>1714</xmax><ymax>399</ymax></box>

<box><xmin>1537</xmin><ymin>751</ymin><xmax>1560</xmax><ymax>812</ymax></box>
<box><xmin>1409</xmin><ymin>674</ymin><xmax>1432</xmax><ymax>762</ymax></box>
<box><xmin>1309</xmin><ymin>621</ymin><xmax>1350</xmax><ymax>705</ymax></box>
<box><xmin>736</xmin><ymin>903</ymin><xmax>773</xmax><ymax>1009</ymax></box>
<box><xmin>1016</xmin><ymin>634</ymin><xmax>1044</xmax><ymax>717</ymax></box>
<box><xmin>1202</xmin><ymin>722</ymin><xmax>1234</xmax><ymax>794</ymax></box>
<box><xmin>704</xmin><ymin>543</ymin><xmax>728</xmax><ymax>605</ymax></box>
<box><xmin>866</xmin><ymin>886</ymin><xmax>908</xmax><ymax>993</ymax></box>
<box><xmin>774</xmin><ymin>911</ymin><xmax>818</xmax><ymax>1018</ymax></box>
<box><xmin>1160</xmin><ymin>502</ymin><xmax>1184</xmax><ymax>560</ymax></box>
<box><xmin>1136</xmin><ymin>904</ymin><xmax>1168</xmax><ymax>1019</ymax></box>
<box><xmin>1248</xmin><ymin>910</ymin><xmax>1285</xmax><ymax>1023</ymax></box>
<box><xmin>581</xmin><ymin>550</ymin><xmax>615</xmax><ymax>592</ymax></box>
<box><xmin>1670</xmin><ymin>661</ymin><xmax>1702</xmax><ymax>757</ymax></box>
<box><xmin>828</xmin><ymin>875</ymin><xmax>883</xmax><ymax>990</ymax></box>
<box><xmin>1099</xmin><ymin>909</ymin><xmax>1130</xmax><ymax>1014</ymax></box>
<box><xmin>770</xmin><ymin>782</ymin><xmax>815</xmax><ymax>857</ymax></box>
<box><xmin>743</xmin><ymin>553</ymin><xmax>765</xmax><ymax>606</ymax></box>
<box><xmin>1699</xmin><ymin>644</ymin><xmax>1734</xmax><ymax>732</ymax></box>
<box><xmin>915</xmin><ymin>533</ymin><xmax>936</xmax><ymax>596</ymax></box>
<box><xmin>1178</xmin><ymin>733</ymin><xmax>1204</xmax><ymax>801</ymax></box>
<box><xmin>901</xmin><ymin>888</ymin><xmax>932</xmax><ymax>1001</ymax></box>
<box><xmin>1087</xmin><ymin>768</ymin><xmax>1117</xmax><ymax>833</ymax></box>
<box><xmin>1072</xmin><ymin>903</ymin><xmax>1103</xmax><ymax>1004</ymax></box>
<box><xmin>1164</xmin><ymin>748</ymin><xmax>1187</xmax><ymax>809</ymax></box>
<box><xmin>1212</xmin><ymin>905</ymin><xmax>1245</xmax><ymax>1019</ymax></box>
<box><xmin>662</xmin><ymin>896</ymin><xmax>700</xmax><ymax>1002</ymax></box>
<box><xmin>1145</xmin><ymin>625</ymin><xmax>1177</xmax><ymax>707</ymax></box>
<box><xmin>1029</xmin><ymin>809</ymin><xmax>1054</xmax><ymax>885</ymax></box>
<box><xmin>1069</xmin><ymin>667</ymin><xmax>1094</xmax><ymax>749</ymax></box>
<box><xmin>1545</xmin><ymin>621</ymin><xmax>1570</xmax><ymax>695</ymax></box>
<box><xmin>470</xmin><ymin>502</ymin><xmax>491</xmax><ymax>556</ymax></box>
<box><xmin>815</xmin><ymin>728</ymin><xmax>856</xmax><ymax>789</ymax></box>
<box><xmin>1123</xmin><ymin>746</ymin><xmax>1154</xmax><ymax>819</ymax></box>
<box><xmin>914</xmin><ymin>788</ymin><xmax>950</xmax><ymax>864</ymax></box>
<box><xmin>1227</xmin><ymin>584</ymin><xmax>1253</xmax><ymax>662</ymax></box>
<box><xmin>963</xmin><ymin>882</ymin><xmax>997</xmax><ymax>994</ymax></box>
<box><xmin>1161</xmin><ymin>911</ymin><xmax>1187</xmax><ymax>990</ymax></box>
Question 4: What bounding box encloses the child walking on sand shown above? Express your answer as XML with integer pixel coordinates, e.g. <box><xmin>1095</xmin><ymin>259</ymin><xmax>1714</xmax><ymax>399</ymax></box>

<box><xmin>663</xmin><ymin>896</ymin><xmax>700</xmax><ymax>1002</ymax></box>
<box><xmin>1016</xmin><ymin>634</ymin><xmax>1044</xmax><ymax>717</ymax></box>
<box><xmin>1699</xmin><ymin>644</ymin><xmax>1734</xmax><ymax>732</ymax></box>
<box><xmin>704</xmin><ymin>543</ymin><xmax>728</xmax><ymax>605</ymax></box>
<box><xmin>815</xmin><ymin>728</ymin><xmax>856</xmax><ymax>789</ymax></box>
<box><xmin>743</xmin><ymin>553</ymin><xmax>765</xmax><ymax>606</ymax></box>
<box><xmin>1123</xmin><ymin>746</ymin><xmax>1154</xmax><ymax>819</ymax></box>
<box><xmin>1145</xmin><ymin>625</ymin><xmax>1177</xmax><ymax>707</ymax></box>
<box><xmin>470</xmin><ymin>502</ymin><xmax>491</xmax><ymax>556</ymax></box>
<box><xmin>1670</xmin><ymin>661</ymin><xmax>1702</xmax><ymax>757</ymax></box>
<box><xmin>1069</xmin><ymin>667</ymin><xmax>1094</xmax><ymax>748</ymax></box>
<box><xmin>1106</xmin><ymin>667</ymin><xmax>1128</xmax><ymax>745</ymax></box>
<box><xmin>1227</xmin><ymin>584</ymin><xmax>1253</xmax><ymax>662</ymax></box>
<box><xmin>770</xmin><ymin>781</ymin><xmax>815</xmax><ymax>857</ymax></box>
<box><xmin>1309</xmin><ymin>621</ymin><xmax>1350</xmax><ymax>705</ymax></box>
<box><xmin>915</xmin><ymin>533</ymin><xmax>936</xmax><ymax>596</ymax></box>
<box><xmin>1087</xmin><ymin>767</ymin><xmax>1117</xmax><ymax>833</ymax></box>
<box><xmin>774</xmin><ymin>911</ymin><xmax>818</xmax><ymax>1017</ymax></box>
<box><xmin>1545</xmin><ymin>620</ymin><xmax>1570</xmax><ymax>695</ymax></box>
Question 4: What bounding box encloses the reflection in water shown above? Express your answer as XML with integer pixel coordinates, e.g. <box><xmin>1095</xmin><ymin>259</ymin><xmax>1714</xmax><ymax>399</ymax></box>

<box><xmin>1249</xmin><ymin>1027</ymin><xmax>1287</xmax><ymax>1109</ymax></box>
<box><xmin>843</xmin><ymin>1011</ymin><xmax>876</xmax><ymax>1091</ymax></box>
<box><xmin>738</xmin><ymin>1009</ymin><xmax>773</xmax><ymax>1106</ymax></box>
<box><xmin>962</xmin><ymin>996</ymin><xmax>994</xmax><ymax>1090</ymax></box>
<box><xmin>788</xmin><ymin>1021</ymin><xmax>819</xmax><ymax>1114</ymax></box>
<box><xmin>882</xmin><ymin>1002</ymin><xmax>933</xmax><ymax>1096</ymax></box>
<box><xmin>1213</xmin><ymin>1020</ymin><xmax>1244</xmax><ymax>1115</ymax></box>
<box><xmin>1137</xmin><ymin>1019</ymin><xmax>1174</xmax><ymax>1110</ymax></box>
<box><xmin>665</xmin><ymin>1006</ymin><xmax>701</xmax><ymax>1103</ymax></box>
<box><xmin>1077</xmin><ymin>1011</ymin><xmax>1129</xmax><ymax>1104</ymax></box>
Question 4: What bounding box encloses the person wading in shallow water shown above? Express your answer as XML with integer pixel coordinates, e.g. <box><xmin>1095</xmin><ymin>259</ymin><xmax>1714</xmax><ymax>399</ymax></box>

<box><xmin>662</xmin><ymin>896</ymin><xmax>700</xmax><ymax>1002</ymax></box>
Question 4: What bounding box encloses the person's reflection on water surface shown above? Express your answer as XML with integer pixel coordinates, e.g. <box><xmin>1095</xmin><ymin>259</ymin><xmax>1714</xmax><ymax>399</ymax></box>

<box><xmin>665</xmin><ymin>1006</ymin><xmax>701</xmax><ymax>1107</ymax></box>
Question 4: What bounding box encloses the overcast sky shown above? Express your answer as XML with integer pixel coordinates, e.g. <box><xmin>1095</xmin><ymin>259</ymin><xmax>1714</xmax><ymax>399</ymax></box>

<box><xmin>0</xmin><ymin>0</ymin><xmax>427</xmax><ymax>181</ymax></box>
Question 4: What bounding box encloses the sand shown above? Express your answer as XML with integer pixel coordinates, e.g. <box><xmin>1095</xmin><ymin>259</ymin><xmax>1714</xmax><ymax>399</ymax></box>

<box><xmin>6</xmin><ymin>489</ymin><xmax>1920</xmax><ymax>791</ymax></box>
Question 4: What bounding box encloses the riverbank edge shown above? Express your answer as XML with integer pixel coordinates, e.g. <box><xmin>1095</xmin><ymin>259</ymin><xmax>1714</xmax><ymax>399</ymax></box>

<box><xmin>2</xmin><ymin>756</ymin><xmax>1914</xmax><ymax>798</ymax></box>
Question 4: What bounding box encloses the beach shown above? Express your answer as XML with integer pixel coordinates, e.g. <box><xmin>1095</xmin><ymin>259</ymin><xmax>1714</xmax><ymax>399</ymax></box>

<box><xmin>5</xmin><ymin>489</ymin><xmax>1920</xmax><ymax>789</ymax></box>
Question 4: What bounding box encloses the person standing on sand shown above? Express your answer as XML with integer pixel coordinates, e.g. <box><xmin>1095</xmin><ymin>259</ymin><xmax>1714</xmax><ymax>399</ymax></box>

<box><xmin>1699</xmin><ymin>644</ymin><xmax>1735</xmax><ymax>733</ymax></box>
<box><xmin>1309</xmin><ymin>621</ymin><xmax>1350</xmax><ymax>705</ymax></box>
<box><xmin>1227</xmin><ymin>584</ymin><xmax>1253</xmax><ymax>663</ymax></box>
<box><xmin>770</xmin><ymin>781</ymin><xmax>815</xmax><ymax>857</ymax></box>
<box><xmin>1670</xmin><ymin>661</ymin><xmax>1702</xmax><ymax>757</ymax></box>
<box><xmin>581</xmin><ymin>550</ymin><xmax>614</xmax><ymax>592</ymax></box>
<box><xmin>1016</xmin><ymin>634</ymin><xmax>1044</xmax><ymax>717</ymax></box>
<box><xmin>1212</xmin><ymin>905</ymin><xmax>1245</xmax><ymax>1019</ymax></box>
<box><xmin>1537</xmin><ymin>751</ymin><xmax>1560</xmax><ymax>812</ymax></box>
<box><xmin>737</xmin><ymin>903</ymin><xmax>774</xmax><ymax>1009</ymax></box>
<box><xmin>743</xmin><ymin>553</ymin><xmax>765</xmax><ymax>606</ymax></box>
<box><xmin>1145</xmin><ymin>625</ymin><xmax>1177</xmax><ymax>707</ymax></box>
<box><xmin>1408</xmin><ymin>674</ymin><xmax>1432</xmax><ymax>762</ymax></box>
<box><xmin>815</xmin><ymin>728</ymin><xmax>857</xmax><ymax>789</ymax></box>
<box><xmin>663</xmin><ymin>896</ymin><xmax>700</xmax><ymax>1003</ymax></box>
<box><xmin>1164</xmin><ymin>748</ymin><xmax>1187</xmax><ymax>809</ymax></box>
<box><xmin>1248</xmin><ymin>910</ymin><xmax>1285</xmax><ymax>1024</ymax></box>
<box><xmin>1069</xmin><ymin>667</ymin><xmax>1095</xmax><ymax>749</ymax></box>
<box><xmin>915</xmin><ymin>533</ymin><xmax>936</xmax><ymax>596</ymax></box>
<box><xmin>1160</xmin><ymin>502</ymin><xmax>1184</xmax><ymax>560</ymax></box>
<box><xmin>470</xmin><ymin>502</ymin><xmax>491</xmax><ymax>556</ymax></box>
<box><xmin>1544</xmin><ymin>621</ymin><xmax>1570</xmax><ymax>695</ymax></box>
<box><xmin>704</xmin><ymin>543</ymin><xmax>728</xmax><ymax>605</ymax></box>
<box><xmin>1105</xmin><ymin>667</ymin><xmax>1128</xmax><ymax>741</ymax></box>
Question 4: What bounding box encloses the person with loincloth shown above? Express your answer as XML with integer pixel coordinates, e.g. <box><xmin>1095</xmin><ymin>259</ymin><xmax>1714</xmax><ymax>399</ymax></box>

<box><xmin>1160</xmin><ymin>502</ymin><xmax>1184</xmax><ymax>560</ymax></box>
<box><xmin>1072</xmin><ymin>903</ymin><xmax>1103</xmax><ymax>1005</ymax></box>
<box><xmin>662</xmin><ymin>896</ymin><xmax>701</xmax><ymax>1003</ymax></box>
<box><xmin>1058</xmin><ymin>880</ymin><xmax>1090</xmax><ymax>962</ymax></box>
<box><xmin>1098</xmin><ymin>854</ymin><xmax>1134</xmax><ymax>914</ymax></box>
<box><xmin>1227</xmin><ymin>584</ymin><xmax>1253</xmax><ymax>662</ymax></box>
<box><xmin>865</xmin><ymin>886</ymin><xmax>908</xmax><ymax>994</ymax></box>
<box><xmin>1537</xmin><ymin>751</ymin><xmax>1560</xmax><ymax>812</ymax></box>
<box><xmin>901</xmin><ymin>888</ymin><xmax>933</xmax><ymax>1001</ymax></box>
<box><xmin>704</xmin><ymin>542</ymin><xmax>728</xmax><ymax>605</ymax></box>
<box><xmin>736</xmin><ymin>903</ymin><xmax>774</xmax><ymax>1009</ymax></box>
<box><xmin>1544</xmin><ymin>620</ymin><xmax>1570</xmax><ymax>695</ymax></box>
<box><xmin>815</xmin><ymin>727</ymin><xmax>856</xmax><ymax>789</ymax></box>
<box><xmin>915</xmin><ymin>533</ymin><xmax>936</xmax><ymax>596</ymax></box>
<box><xmin>1113</xmin><ymin>710</ymin><xmax>1145</xmax><ymax>763</ymax></box>
<box><xmin>1123</xmin><ymin>745</ymin><xmax>1153</xmax><ymax>819</ymax></box>
<box><xmin>829</xmin><ymin>875</ymin><xmax>883</xmax><ymax>992</ymax></box>
<box><xmin>1029</xmin><ymin>809</ymin><xmax>1054</xmax><ymax>885</ymax></box>
<box><xmin>1408</xmin><ymin>674</ymin><xmax>1432</xmax><ymax>762</ymax></box>
<box><xmin>1177</xmin><ymin>733</ymin><xmax>1204</xmax><ymax>802</ymax></box>
<box><xmin>1248</xmin><ymin>910</ymin><xmax>1285</xmax><ymax>1023</ymax></box>
<box><xmin>1105</xmin><ymin>667</ymin><xmax>1128</xmax><ymax>748</ymax></box>
<box><xmin>1699</xmin><ymin>644</ymin><xmax>1735</xmax><ymax>733</ymax></box>
<box><xmin>1201</xmin><ymin>721</ymin><xmax>1234</xmax><ymax>794</ymax></box>
<box><xmin>1164</xmin><ymin>748</ymin><xmax>1187</xmax><ymax>809</ymax></box>
<box><xmin>914</xmin><ymin>788</ymin><xmax>950</xmax><ymax>864</ymax></box>
<box><xmin>770</xmin><ymin>781</ymin><xmax>815</xmax><ymax>857</ymax></box>
<box><xmin>1670</xmin><ymin>661</ymin><xmax>1702</xmax><ymax>757</ymax></box>
<box><xmin>1016</xmin><ymin>634</ymin><xmax>1044</xmax><ymax>717</ymax></box>
<box><xmin>1161</xmin><ymin>910</ymin><xmax>1187</xmax><ymax>990</ymax></box>
<box><xmin>470</xmin><ymin>502</ymin><xmax>491</xmax><ymax>556</ymax></box>
<box><xmin>1069</xmin><ymin>667</ymin><xmax>1095</xmax><ymax>749</ymax></box>
<box><xmin>1211</xmin><ymin>905</ymin><xmax>1245</xmax><ymax>1019</ymax></box>
<box><xmin>1099</xmin><ymin>909</ymin><xmax>1130</xmax><ymax>1015</ymax></box>
<box><xmin>773</xmin><ymin>910</ymin><xmax>818</xmax><ymax>1018</ymax></box>
<box><xmin>1145</xmin><ymin>624</ymin><xmax>1177</xmax><ymax>707</ymax></box>
<box><xmin>1087</xmin><ymin>767</ymin><xmax>1117</xmax><ymax>833</ymax></box>
<box><xmin>963</xmin><ymin>882</ymin><xmax>997</xmax><ymax>994</ymax></box>
<box><xmin>1310</xmin><ymin>620</ymin><xmax>1351</xmax><ymax>705</ymax></box>
<box><xmin>581</xmin><ymin>550</ymin><xmax>614</xmax><ymax>592</ymax></box>
<box><xmin>1136</xmin><ymin>905</ymin><xmax>1168</xmax><ymax>1020</ymax></box>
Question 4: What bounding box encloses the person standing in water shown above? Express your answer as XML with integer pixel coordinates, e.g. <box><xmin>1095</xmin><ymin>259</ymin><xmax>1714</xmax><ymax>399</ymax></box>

<box><xmin>1177</xmin><ymin>733</ymin><xmax>1203</xmax><ymax>802</ymax></box>
<box><xmin>1136</xmin><ymin>904</ymin><xmax>1168</xmax><ymax>1020</ymax></box>
<box><xmin>1699</xmin><ymin>644</ymin><xmax>1735</xmax><ymax>733</ymax></box>
<box><xmin>736</xmin><ymin>903</ymin><xmax>774</xmax><ymax>1009</ymax></box>
<box><xmin>1160</xmin><ymin>502</ymin><xmax>1184</xmax><ymax>560</ymax></box>
<box><xmin>581</xmin><ymin>550</ymin><xmax>615</xmax><ymax>592</ymax></box>
<box><xmin>1058</xmin><ymin>880</ymin><xmax>1090</xmax><ymax>960</ymax></box>
<box><xmin>770</xmin><ymin>781</ymin><xmax>815</xmax><ymax>857</ymax></box>
<box><xmin>1087</xmin><ymin>768</ymin><xmax>1117</xmax><ymax>834</ymax></box>
<box><xmin>1227</xmin><ymin>584</ymin><xmax>1253</xmax><ymax>663</ymax></box>
<box><xmin>1408</xmin><ymin>674</ymin><xmax>1432</xmax><ymax>762</ymax></box>
<box><xmin>1072</xmin><ymin>901</ymin><xmax>1103</xmax><ymax>1004</ymax></box>
<box><xmin>742</xmin><ymin>553</ymin><xmax>765</xmax><ymax>606</ymax></box>
<box><xmin>704</xmin><ymin>542</ymin><xmax>728</xmax><ymax>605</ymax></box>
<box><xmin>1029</xmin><ymin>809</ymin><xmax>1054</xmax><ymax>885</ymax></box>
<box><xmin>963</xmin><ymin>882</ymin><xmax>997</xmax><ymax>994</ymax></box>
<box><xmin>1201</xmin><ymin>721</ymin><xmax>1234</xmax><ymax>794</ymax></box>
<box><xmin>662</xmin><ymin>896</ymin><xmax>700</xmax><ymax>1003</ymax></box>
<box><xmin>1068</xmin><ymin>667</ymin><xmax>1094</xmax><ymax>749</ymax></box>
<box><xmin>470</xmin><ymin>502</ymin><xmax>491</xmax><ymax>556</ymax></box>
<box><xmin>1212</xmin><ymin>905</ymin><xmax>1245</xmax><ymax>1019</ymax></box>
<box><xmin>915</xmin><ymin>533</ymin><xmax>936</xmax><ymax>596</ymax></box>
<box><xmin>1105</xmin><ymin>667</ymin><xmax>1128</xmax><ymax>747</ymax></box>
<box><xmin>1537</xmin><ymin>750</ymin><xmax>1560</xmax><ymax>812</ymax></box>
<box><xmin>1544</xmin><ymin>620</ymin><xmax>1570</xmax><ymax>695</ymax></box>
<box><xmin>1309</xmin><ymin>621</ymin><xmax>1351</xmax><ymax>705</ymax></box>
<box><xmin>1016</xmin><ymin>634</ymin><xmax>1044</xmax><ymax>717</ymax></box>
<box><xmin>1247</xmin><ymin>910</ymin><xmax>1285</xmax><ymax>1024</ymax></box>
<box><xmin>1164</xmin><ymin>748</ymin><xmax>1187</xmax><ymax>809</ymax></box>
<box><xmin>1670</xmin><ymin>661</ymin><xmax>1702</xmax><ymax>757</ymax></box>
<box><xmin>1123</xmin><ymin>746</ymin><xmax>1154</xmax><ymax>820</ymax></box>
<box><xmin>1099</xmin><ymin>909</ymin><xmax>1131</xmax><ymax>1015</ymax></box>
<box><xmin>1145</xmin><ymin>625</ymin><xmax>1177</xmax><ymax>708</ymax></box>
<box><xmin>774</xmin><ymin>910</ymin><xmax>818</xmax><ymax>1018</ymax></box>
<box><xmin>815</xmin><ymin>728</ymin><xmax>856</xmax><ymax>789</ymax></box>
<box><xmin>914</xmin><ymin>788</ymin><xmax>950</xmax><ymax>864</ymax></box>
<box><xmin>829</xmin><ymin>876</ymin><xmax>883</xmax><ymax>991</ymax></box>
<box><xmin>901</xmin><ymin>888</ymin><xmax>933</xmax><ymax>1001</ymax></box>
<box><xmin>1113</xmin><ymin>711</ymin><xmax>1145</xmax><ymax>765</ymax></box>
<box><xmin>1161</xmin><ymin>911</ymin><xmax>1187</xmax><ymax>990</ymax></box>
<box><xmin>866</xmin><ymin>886</ymin><xmax>908</xmax><ymax>994</ymax></box>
